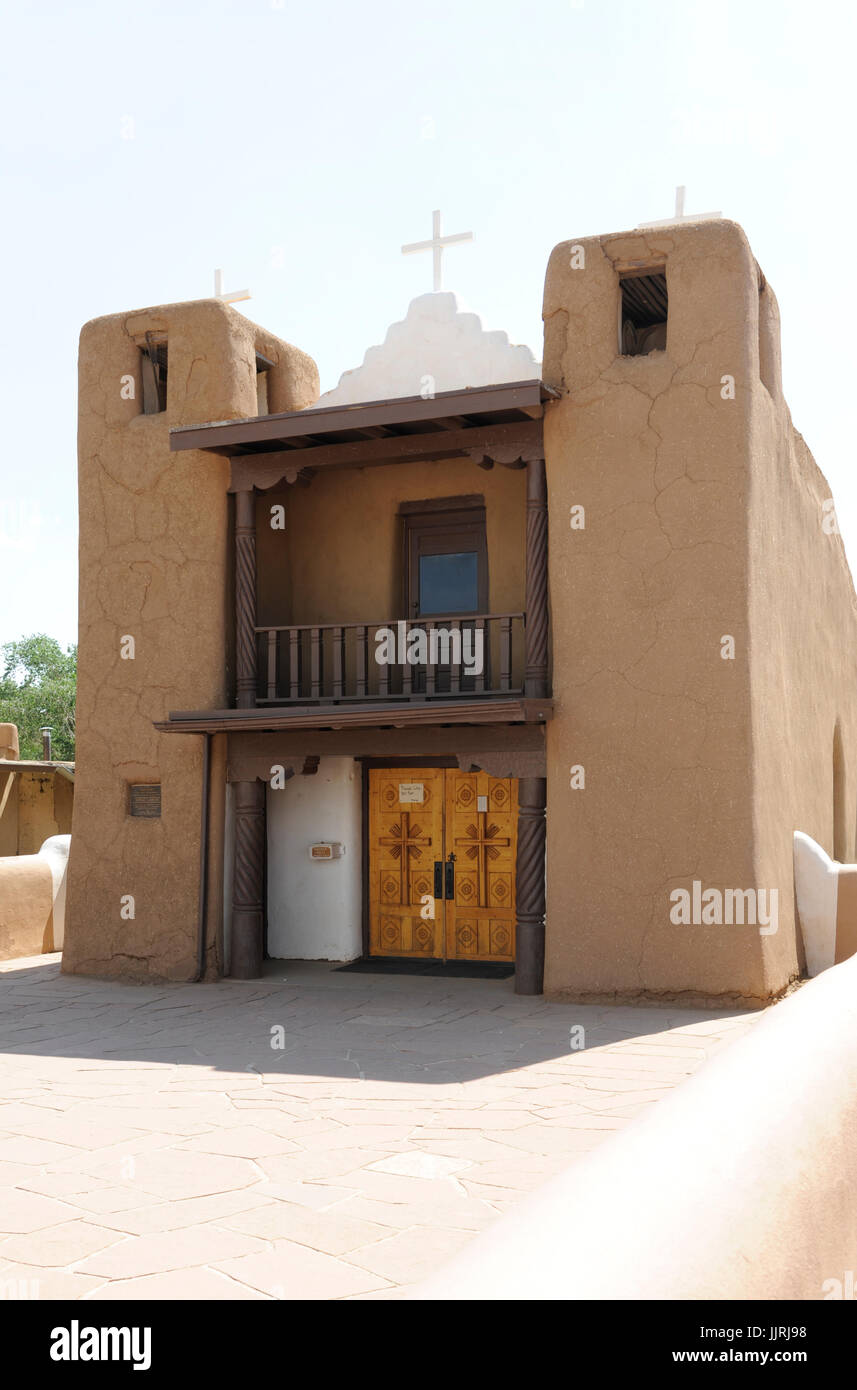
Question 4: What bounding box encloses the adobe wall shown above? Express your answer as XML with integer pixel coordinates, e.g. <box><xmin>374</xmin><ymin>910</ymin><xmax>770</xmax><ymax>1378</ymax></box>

<box><xmin>17</xmin><ymin>770</ymin><xmax>74</xmax><ymax>854</ymax></box>
<box><xmin>541</xmin><ymin>221</ymin><xmax>768</xmax><ymax>1003</ymax></box>
<box><xmin>747</xmin><ymin>286</ymin><xmax>857</xmax><ymax>991</ymax></box>
<box><xmin>64</xmin><ymin>299</ymin><xmax>318</xmax><ymax>980</ymax></box>
<box><xmin>0</xmin><ymin>856</ymin><xmax>55</xmax><ymax>960</ymax></box>
<box><xmin>0</xmin><ymin>768</ymin><xmax>17</xmax><ymax>858</ymax></box>
<box><xmin>0</xmin><ymin>761</ymin><xmax>74</xmax><ymax>857</ymax></box>
<box><xmin>0</xmin><ymin>725</ymin><xmax>19</xmax><ymax>857</ymax></box>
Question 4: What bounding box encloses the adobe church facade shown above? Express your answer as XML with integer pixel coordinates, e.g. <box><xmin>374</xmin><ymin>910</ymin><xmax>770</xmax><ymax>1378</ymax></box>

<box><xmin>64</xmin><ymin>219</ymin><xmax>857</xmax><ymax>1004</ymax></box>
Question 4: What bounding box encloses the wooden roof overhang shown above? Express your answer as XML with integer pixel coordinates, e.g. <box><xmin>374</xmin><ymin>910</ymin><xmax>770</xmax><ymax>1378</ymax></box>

<box><xmin>154</xmin><ymin>697</ymin><xmax>552</xmax><ymax>735</ymax></box>
<box><xmin>169</xmin><ymin>379</ymin><xmax>558</xmax><ymax>487</ymax></box>
<box><xmin>0</xmin><ymin>759</ymin><xmax>75</xmax><ymax>774</ymax></box>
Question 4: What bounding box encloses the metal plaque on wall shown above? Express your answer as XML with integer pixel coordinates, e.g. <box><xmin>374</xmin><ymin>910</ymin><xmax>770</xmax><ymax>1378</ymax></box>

<box><xmin>129</xmin><ymin>784</ymin><xmax>161</xmax><ymax>818</ymax></box>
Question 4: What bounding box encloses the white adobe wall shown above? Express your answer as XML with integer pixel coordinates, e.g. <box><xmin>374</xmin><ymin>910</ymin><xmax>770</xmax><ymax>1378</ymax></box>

<box><xmin>38</xmin><ymin>834</ymin><xmax>70</xmax><ymax>950</ymax></box>
<box><xmin>266</xmin><ymin>758</ymin><xmax>362</xmax><ymax>960</ymax></box>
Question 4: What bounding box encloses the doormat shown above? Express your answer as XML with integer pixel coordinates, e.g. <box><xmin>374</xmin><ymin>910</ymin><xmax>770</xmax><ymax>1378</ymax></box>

<box><xmin>336</xmin><ymin>957</ymin><xmax>515</xmax><ymax>980</ymax></box>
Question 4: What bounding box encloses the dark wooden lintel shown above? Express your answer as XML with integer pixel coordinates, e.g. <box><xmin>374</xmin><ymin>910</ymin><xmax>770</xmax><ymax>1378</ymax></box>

<box><xmin>398</xmin><ymin>494</ymin><xmax>484</xmax><ymax>515</ymax></box>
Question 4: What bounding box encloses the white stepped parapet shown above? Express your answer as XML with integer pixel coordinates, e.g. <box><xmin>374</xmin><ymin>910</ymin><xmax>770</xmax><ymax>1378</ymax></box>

<box><xmin>318</xmin><ymin>292</ymin><xmax>540</xmax><ymax>406</ymax></box>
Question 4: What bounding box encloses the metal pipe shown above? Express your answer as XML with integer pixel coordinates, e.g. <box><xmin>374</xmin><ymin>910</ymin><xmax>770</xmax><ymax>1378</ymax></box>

<box><xmin>39</xmin><ymin>726</ymin><xmax>52</xmax><ymax>761</ymax></box>
<box><xmin>191</xmin><ymin>732</ymin><xmax>211</xmax><ymax>982</ymax></box>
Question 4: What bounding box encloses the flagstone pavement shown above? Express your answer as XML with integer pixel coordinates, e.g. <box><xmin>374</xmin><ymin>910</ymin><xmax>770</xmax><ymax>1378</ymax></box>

<box><xmin>0</xmin><ymin>955</ymin><xmax>761</xmax><ymax>1300</ymax></box>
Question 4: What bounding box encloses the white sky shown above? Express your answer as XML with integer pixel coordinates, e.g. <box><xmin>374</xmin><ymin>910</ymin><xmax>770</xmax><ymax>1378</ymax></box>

<box><xmin>1</xmin><ymin>0</ymin><xmax>855</xmax><ymax>652</ymax></box>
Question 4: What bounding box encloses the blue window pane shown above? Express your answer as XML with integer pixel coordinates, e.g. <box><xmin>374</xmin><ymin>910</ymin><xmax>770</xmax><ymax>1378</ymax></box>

<box><xmin>419</xmin><ymin>551</ymin><xmax>479</xmax><ymax>614</ymax></box>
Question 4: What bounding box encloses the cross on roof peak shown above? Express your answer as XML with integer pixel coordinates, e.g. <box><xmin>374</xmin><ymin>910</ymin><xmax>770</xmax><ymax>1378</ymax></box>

<box><xmin>214</xmin><ymin>268</ymin><xmax>250</xmax><ymax>305</ymax></box>
<box><xmin>401</xmin><ymin>210</ymin><xmax>474</xmax><ymax>292</ymax></box>
<box><xmin>637</xmin><ymin>185</ymin><xmax>722</xmax><ymax>229</ymax></box>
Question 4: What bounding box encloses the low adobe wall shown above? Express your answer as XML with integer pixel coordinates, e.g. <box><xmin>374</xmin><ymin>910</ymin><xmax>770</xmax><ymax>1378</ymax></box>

<box><xmin>0</xmin><ymin>836</ymin><xmax>71</xmax><ymax>961</ymax></box>
<box><xmin>415</xmin><ymin>953</ymin><xmax>857</xmax><ymax>1300</ymax></box>
<box><xmin>0</xmin><ymin>858</ymin><xmax>54</xmax><ymax>960</ymax></box>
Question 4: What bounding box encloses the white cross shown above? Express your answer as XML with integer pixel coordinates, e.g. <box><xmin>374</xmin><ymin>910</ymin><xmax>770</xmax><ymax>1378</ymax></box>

<box><xmin>401</xmin><ymin>210</ymin><xmax>473</xmax><ymax>292</ymax></box>
<box><xmin>214</xmin><ymin>268</ymin><xmax>251</xmax><ymax>304</ymax></box>
<box><xmin>637</xmin><ymin>186</ymin><xmax>721</xmax><ymax>229</ymax></box>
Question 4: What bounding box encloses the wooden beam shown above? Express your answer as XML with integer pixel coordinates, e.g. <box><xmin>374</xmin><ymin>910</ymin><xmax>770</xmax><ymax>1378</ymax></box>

<box><xmin>154</xmin><ymin>698</ymin><xmax>553</xmax><ymax>735</ymax></box>
<box><xmin>225</xmin><ymin>724</ymin><xmax>546</xmax><ymax>781</ymax></box>
<box><xmin>170</xmin><ymin>379</ymin><xmax>553</xmax><ymax>454</ymax></box>
<box><xmin>227</xmin><ymin>421</ymin><xmax>544</xmax><ymax>490</ymax></box>
<box><xmin>398</xmin><ymin>494</ymin><xmax>484</xmax><ymax>515</ymax></box>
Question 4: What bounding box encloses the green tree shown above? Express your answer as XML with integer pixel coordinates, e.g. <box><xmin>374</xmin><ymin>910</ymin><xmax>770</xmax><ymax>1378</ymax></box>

<box><xmin>0</xmin><ymin>634</ymin><xmax>76</xmax><ymax>761</ymax></box>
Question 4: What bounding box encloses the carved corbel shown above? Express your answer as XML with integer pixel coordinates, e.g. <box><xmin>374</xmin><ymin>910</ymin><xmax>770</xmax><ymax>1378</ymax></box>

<box><xmin>467</xmin><ymin>444</ymin><xmax>545</xmax><ymax>471</ymax></box>
<box><xmin>229</xmin><ymin>456</ymin><xmax>315</xmax><ymax>494</ymax></box>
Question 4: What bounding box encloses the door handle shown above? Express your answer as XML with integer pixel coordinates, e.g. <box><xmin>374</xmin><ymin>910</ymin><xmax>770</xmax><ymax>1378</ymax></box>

<box><xmin>434</xmin><ymin>861</ymin><xmax>443</xmax><ymax>899</ymax></box>
<box><xmin>445</xmin><ymin>852</ymin><xmax>456</xmax><ymax>900</ymax></box>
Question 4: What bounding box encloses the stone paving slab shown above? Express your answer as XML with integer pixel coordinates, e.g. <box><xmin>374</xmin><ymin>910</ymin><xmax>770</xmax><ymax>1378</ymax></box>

<box><xmin>0</xmin><ymin>954</ymin><xmax>760</xmax><ymax>1300</ymax></box>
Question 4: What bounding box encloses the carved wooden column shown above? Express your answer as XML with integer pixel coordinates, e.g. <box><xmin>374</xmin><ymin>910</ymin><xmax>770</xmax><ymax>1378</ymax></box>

<box><xmin>515</xmin><ymin>776</ymin><xmax>546</xmax><ymax>995</ymax></box>
<box><xmin>235</xmin><ymin>487</ymin><xmax>258</xmax><ymax>708</ymax></box>
<box><xmin>524</xmin><ymin>456</ymin><xmax>548</xmax><ymax>698</ymax></box>
<box><xmin>231</xmin><ymin>779</ymin><xmax>265</xmax><ymax>978</ymax></box>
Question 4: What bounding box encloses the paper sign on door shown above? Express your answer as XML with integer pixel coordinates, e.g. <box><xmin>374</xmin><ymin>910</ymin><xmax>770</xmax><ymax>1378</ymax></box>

<box><xmin>398</xmin><ymin>783</ymin><xmax>425</xmax><ymax>804</ymax></box>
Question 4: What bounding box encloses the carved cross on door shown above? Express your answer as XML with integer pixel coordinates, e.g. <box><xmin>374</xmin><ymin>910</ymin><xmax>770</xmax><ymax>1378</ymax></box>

<box><xmin>379</xmin><ymin>812</ymin><xmax>431</xmax><ymax>905</ymax></box>
<box><xmin>456</xmin><ymin>811</ymin><xmax>510</xmax><ymax>907</ymax></box>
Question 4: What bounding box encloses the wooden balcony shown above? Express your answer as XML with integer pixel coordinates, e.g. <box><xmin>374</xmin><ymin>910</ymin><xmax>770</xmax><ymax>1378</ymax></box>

<box><xmin>255</xmin><ymin>613</ymin><xmax>525</xmax><ymax>705</ymax></box>
<box><xmin>163</xmin><ymin>380</ymin><xmax>553</xmax><ymax>730</ymax></box>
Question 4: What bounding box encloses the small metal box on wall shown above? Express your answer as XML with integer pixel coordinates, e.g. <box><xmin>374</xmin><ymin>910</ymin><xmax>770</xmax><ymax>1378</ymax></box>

<box><xmin>309</xmin><ymin>842</ymin><xmax>345</xmax><ymax>860</ymax></box>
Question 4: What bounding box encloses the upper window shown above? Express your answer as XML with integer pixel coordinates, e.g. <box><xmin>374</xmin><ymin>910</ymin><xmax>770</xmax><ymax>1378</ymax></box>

<box><xmin>401</xmin><ymin>498</ymin><xmax>488</xmax><ymax>618</ymax></box>
<box><xmin>619</xmin><ymin>270</ymin><xmax>668</xmax><ymax>356</ymax></box>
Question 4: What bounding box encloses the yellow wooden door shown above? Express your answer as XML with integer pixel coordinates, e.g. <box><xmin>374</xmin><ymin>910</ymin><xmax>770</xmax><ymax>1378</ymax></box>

<box><xmin>444</xmin><ymin>770</ymin><xmax>518</xmax><ymax>962</ymax></box>
<box><xmin>368</xmin><ymin>768</ymin><xmax>445</xmax><ymax>957</ymax></box>
<box><xmin>368</xmin><ymin>767</ymin><xmax>517</xmax><ymax>961</ymax></box>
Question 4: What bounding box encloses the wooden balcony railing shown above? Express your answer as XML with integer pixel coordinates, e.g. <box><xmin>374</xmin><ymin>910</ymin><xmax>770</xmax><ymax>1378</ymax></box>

<box><xmin>253</xmin><ymin>613</ymin><xmax>526</xmax><ymax>704</ymax></box>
